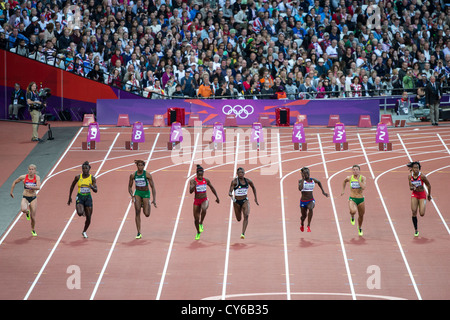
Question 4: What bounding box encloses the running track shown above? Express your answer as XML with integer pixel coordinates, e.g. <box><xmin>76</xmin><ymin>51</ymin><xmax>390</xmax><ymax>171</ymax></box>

<box><xmin>0</xmin><ymin>124</ymin><xmax>449</xmax><ymax>300</ymax></box>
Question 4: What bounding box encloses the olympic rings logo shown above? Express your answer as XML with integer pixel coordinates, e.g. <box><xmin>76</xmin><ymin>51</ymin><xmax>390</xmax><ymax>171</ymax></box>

<box><xmin>222</xmin><ymin>104</ymin><xmax>254</xmax><ymax>119</ymax></box>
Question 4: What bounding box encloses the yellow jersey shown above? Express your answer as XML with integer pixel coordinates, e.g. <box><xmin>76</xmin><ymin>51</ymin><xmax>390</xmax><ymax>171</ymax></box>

<box><xmin>78</xmin><ymin>174</ymin><xmax>92</xmax><ymax>195</ymax></box>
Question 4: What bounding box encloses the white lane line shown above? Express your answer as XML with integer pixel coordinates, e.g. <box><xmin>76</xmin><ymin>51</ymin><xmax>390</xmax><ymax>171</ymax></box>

<box><xmin>90</xmin><ymin>133</ymin><xmax>160</xmax><ymax>300</ymax></box>
<box><xmin>155</xmin><ymin>133</ymin><xmax>200</xmax><ymax>300</ymax></box>
<box><xmin>221</xmin><ymin>133</ymin><xmax>240</xmax><ymax>300</ymax></box>
<box><xmin>0</xmin><ymin>127</ymin><xmax>84</xmax><ymax>245</ymax></box>
<box><xmin>24</xmin><ymin>132</ymin><xmax>120</xmax><ymax>300</ymax></box>
<box><xmin>360</xmin><ymin>133</ymin><xmax>422</xmax><ymax>300</ymax></box>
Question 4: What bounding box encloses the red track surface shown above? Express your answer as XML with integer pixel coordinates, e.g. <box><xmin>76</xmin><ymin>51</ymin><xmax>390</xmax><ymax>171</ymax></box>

<box><xmin>0</xmin><ymin>124</ymin><xmax>449</xmax><ymax>300</ymax></box>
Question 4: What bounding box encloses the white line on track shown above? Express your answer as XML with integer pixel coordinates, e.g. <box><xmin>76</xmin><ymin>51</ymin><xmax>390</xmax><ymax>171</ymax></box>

<box><xmin>0</xmin><ymin>127</ymin><xmax>84</xmax><ymax>246</ymax></box>
<box><xmin>24</xmin><ymin>132</ymin><xmax>120</xmax><ymax>300</ymax></box>
<box><xmin>221</xmin><ymin>133</ymin><xmax>240</xmax><ymax>300</ymax></box>
<box><xmin>359</xmin><ymin>133</ymin><xmax>422</xmax><ymax>300</ymax></box>
<box><xmin>397</xmin><ymin>133</ymin><xmax>450</xmax><ymax>236</ymax></box>
<box><xmin>90</xmin><ymin>133</ymin><xmax>160</xmax><ymax>300</ymax></box>
<box><xmin>155</xmin><ymin>133</ymin><xmax>200</xmax><ymax>300</ymax></box>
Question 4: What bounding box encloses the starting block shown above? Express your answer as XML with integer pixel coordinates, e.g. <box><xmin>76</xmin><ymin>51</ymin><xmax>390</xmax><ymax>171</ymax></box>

<box><xmin>224</xmin><ymin>114</ymin><xmax>237</xmax><ymax>127</ymax></box>
<box><xmin>117</xmin><ymin>114</ymin><xmax>130</xmax><ymax>127</ymax></box>
<box><xmin>82</xmin><ymin>113</ymin><xmax>95</xmax><ymax>126</ymax></box>
<box><xmin>380</xmin><ymin>114</ymin><xmax>393</xmax><ymax>126</ymax></box>
<box><xmin>251</xmin><ymin>122</ymin><xmax>265</xmax><ymax>150</ymax></box>
<box><xmin>168</xmin><ymin>122</ymin><xmax>183</xmax><ymax>150</ymax></box>
<box><xmin>358</xmin><ymin>115</ymin><xmax>372</xmax><ymax>127</ymax></box>
<box><xmin>394</xmin><ymin>119</ymin><xmax>406</xmax><ymax>127</ymax></box>
<box><xmin>328</xmin><ymin>114</ymin><xmax>341</xmax><ymax>127</ymax></box>
<box><xmin>188</xmin><ymin>112</ymin><xmax>201</xmax><ymax>126</ymax></box>
<box><xmin>125</xmin><ymin>121</ymin><xmax>145</xmax><ymax>150</ymax></box>
<box><xmin>296</xmin><ymin>114</ymin><xmax>309</xmax><ymax>127</ymax></box>
<box><xmin>333</xmin><ymin>122</ymin><xmax>348</xmax><ymax>151</ymax></box>
<box><xmin>153</xmin><ymin>114</ymin><xmax>165</xmax><ymax>127</ymax></box>
<box><xmin>292</xmin><ymin>123</ymin><xmax>307</xmax><ymax>151</ymax></box>
<box><xmin>258</xmin><ymin>114</ymin><xmax>271</xmax><ymax>127</ymax></box>
<box><xmin>375</xmin><ymin>122</ymin><xmax>392</xmax><ymax>151</ymax></box>
<box><xmin>82</xmin><ymin>141</ymin><xmax>96</xmax><ymax>150</ymax></box>
<box><xmin>82</xmin><ymin>122</ymin><xmax>100</xmax><ymax>150</ymax></box>
<box><xmin>210</xmin><ymin>122</ymin><xmax>225</xmax><ymax>150</ymax></box>
<box><xmin>378</xmin><ymin>142</ymin><xmax>393</xmax><ymax>151</ymax></box>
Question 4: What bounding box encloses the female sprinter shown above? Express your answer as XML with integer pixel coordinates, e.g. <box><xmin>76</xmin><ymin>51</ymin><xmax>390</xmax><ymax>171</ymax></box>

<box><xmin>298</xmin><ymin>167</ymin><xmax>329</xmax><ymax>232</ymax></box>
<box><xmin>341</xmin><ymin>164</ymin><xmax>366</xmax><ymax>236</ymax></box>
<box><xmin>407</xmin><ymin>161</ymin><xmax>432</xmax><ymax>237</ymax></box>
<box><xmin>10</xmin><ymin>164</ymin><xmax>41</xmax><ymax>236</ymax></box>
<box><xmin>228</xmin><ymin>167</ymin><xmax>259</xmax><ymax>239</ymax></box>
<box><xmin>68</xmin><ymin>161</ymin><xmax>98</xmax><ymax>238</ymax></box>
<box><xmin>128</xmin><ymin>160</ymin><xmax>157</xmax><ymax>239</ymax></box>
<box><xmin>189</xmin><ymin>165</ymin><xmax>220</xmax><ymax>240</ymax></box>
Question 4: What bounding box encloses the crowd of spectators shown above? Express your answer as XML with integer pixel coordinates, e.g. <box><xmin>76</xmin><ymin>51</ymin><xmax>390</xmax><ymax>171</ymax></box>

<box><xmin>1</xmin><ymin>0</ymin><xmax>450</xmax><ymax>100</ymax></box>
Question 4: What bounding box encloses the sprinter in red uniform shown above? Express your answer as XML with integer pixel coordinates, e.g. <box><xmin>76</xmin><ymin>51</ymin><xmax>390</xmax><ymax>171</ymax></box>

<box><xmin>407</xmin><ymin>161</ymin><xmax>432</xmax><ymax>237</ymax></box>
<box><xmin>189</xmin><ymin>165</ymin><xmax>219</xmax><ymax>240</ymax></box>
<box><xmin>10</xmin><ymin>164</ymin><xmax>41</xmax><ymax>236</ymax></box>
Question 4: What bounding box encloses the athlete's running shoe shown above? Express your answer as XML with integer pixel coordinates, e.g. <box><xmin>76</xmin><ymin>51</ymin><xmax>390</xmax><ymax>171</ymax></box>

<box><xmin>195</xmin><ymin>233</ymin><xmax>201</xmax><ymax>240</ymax></box>
<box><xmin>199</xmin><ymin>224</ymin><xmax>204</xmax><ymax>233</ymax></box>
<box><xmin>307</xmin><ymin>226</ymin><xmax>311</xmax><ymax>232</ymax></box>
<box><xmin>26</xmin><ymin>210</ymin><xmax>30</xmax><ymax>221</ymax></box>
<box><xmin>82</xmin><ymin>232</ymin><xmax>88</xmax><ymax>238</ymax></box>
<box><xmin>240</xmin><ymin>234</ymin><xmax>245</xmax><ymax>239</ymax></box>
<box><xmin>300</xmin><ymin>225</ymin><xmax>304</xmax><ymax>232</ymax></box>
<box><xmin>358</xmin><ymin>228</ymin><xmax>363</xmax><ymax>236</ymax></box>
<box><xmin>414</xmin><ymin>230</ymin><xmax>419</xmax><ymax>237</ymax></box>
<box><xmin>351</xmin><ymin>216</ymin><xmax>355</xmax><ymax>226</ymax></box>
<box><xmin>136</xmin><ymin>233</ymin><xmax>142</xmax><ymax>239</ymax></box>
<box><xmin>31</xmin><ymin>230</ymin><xmax>37</xmax><ymax>236</ymax></box>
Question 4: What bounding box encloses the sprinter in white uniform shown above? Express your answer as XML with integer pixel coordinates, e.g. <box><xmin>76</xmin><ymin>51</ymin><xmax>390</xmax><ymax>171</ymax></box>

<box><xmin>228</xmin><ymin>167</ymin><xmax>259</xmax><ymax>239</ymax></box>
<box><xmin>298</xmin><ymin>167</ymin><xmax>329</xmax><ymax>232</ymax></box>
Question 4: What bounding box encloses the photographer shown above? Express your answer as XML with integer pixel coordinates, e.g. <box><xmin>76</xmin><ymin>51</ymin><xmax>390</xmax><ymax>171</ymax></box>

<box><xmin>26</xmin><ymin>82</ymin><xmax>44</xmax><ymax>142</ymax></box>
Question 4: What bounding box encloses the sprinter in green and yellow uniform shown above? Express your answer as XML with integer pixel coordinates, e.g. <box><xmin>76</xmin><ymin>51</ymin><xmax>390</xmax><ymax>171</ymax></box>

<box><xmin>68</xmin><ymin>161</ymin><xmax>98</xmax><ymax>238</ymax></box>
<box><xmin>341</xmin><ymin>165</ymin><xmax>366</xmax><ymax>236</ymax></box>
<box><xmin>128</xmin><ymin>160</ymin><xmax>157</xmax><ymax>239</ymax></box>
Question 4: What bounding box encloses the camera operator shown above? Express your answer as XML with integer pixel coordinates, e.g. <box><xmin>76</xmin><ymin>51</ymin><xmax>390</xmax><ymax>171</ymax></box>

<box><xmin>26</xmin><ymin>81</ymin><xmax>45</xmax><ymax>142</ymax></box>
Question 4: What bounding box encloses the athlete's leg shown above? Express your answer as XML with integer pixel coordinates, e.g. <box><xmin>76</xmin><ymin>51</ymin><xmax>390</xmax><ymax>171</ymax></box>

<box><xmin>134</xmin><ymin>195</ymin><xmax>143</xmax><ymax>235</ymax></box>
<box><xmin>411</xmin><ymin>197</ymin><xmax>419</xmax><ymax>234</ymax></box>
<box><xmin>28</xmin><ymin>199</ymin><xmax>37</xmax><ymax>233</ymax></box>
<box><xmin>241</xmin><ymin>201</ymin><xmax>250</xmax><ymax>237</ymax></box>
<box><xmin>83</xmin><ymin>206</ymin><xmax>93</xmax><ymax>233</ymax></box>
<box><xmin>348</xmin><ymin>199</ymin><xmax>357</xmax><ymax>225</ymax></box>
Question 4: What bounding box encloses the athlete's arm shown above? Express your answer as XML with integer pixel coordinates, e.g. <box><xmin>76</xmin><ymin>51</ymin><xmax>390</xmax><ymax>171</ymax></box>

<box><xmin>341</xmin><ymin>176</ymin><xmax>350</xmax><ymax>195</ymax></box>
<box><xmin>128</xmin><ymin>173</ymin><xmax>135</xmax><ymax>197</ymax></box>
<box><xmin>422</xmin><ymin>174</ymin><xmax>432</xmax><ymax>201</ymax></box>
<box><xmin>68</xmin><ymin>175</ymin><xmax>80</xmax><ymax>205</ymax></box>
<box><xmin>228</xmin><ymin>179</ymin><xmax>236</xmax><ymax>199</ymax></box>
<box><xmin>189</xmin><ymin>178</ymin><xmax>196</xmax><ymax>194</ymax></box>
<box><xmin>206</xmin><ymin>178</ymin><xmax>220</xmax><ymax>203</ymax></box>
<box><xmin>10</xmin><ymin>175</ymin><xmax>25</xmax><ymax>198</ymax></box>
<box><xmin>148</xmin><ymin>172</ymin><xmax>157</xmax><ymax>207</ymax></box>
<box><xmin>90</xmin><ymin>176</ymin><xmax>98</xmax><ymax>193</ymax></box>
<box><xmin>298</xmin><ymin>178</ymin><xmax>304</xmax><ymax>192</ymax></box>
<box><xmin>359</xmin><ymin>175</ymin><xmax>366</xmax><ymax>190</ymax></box>
<box><xmin>313</xmin><ymin>178</ymin><xmax>329</xmax><ymax>198</ymax></box>
<box><xmin>248</xmin><ymin>178</ymin><xmax>259</xmax><ymax>205</ymax></box>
